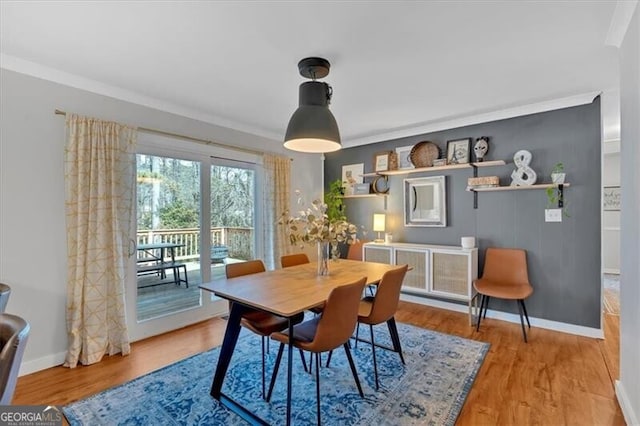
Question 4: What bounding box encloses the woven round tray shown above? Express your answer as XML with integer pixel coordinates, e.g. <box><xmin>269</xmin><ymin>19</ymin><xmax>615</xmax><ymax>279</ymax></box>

<box><xmin>409</xmin><ymin>141</ymin><xmax>440</xmax><ymax>168</ymax></box>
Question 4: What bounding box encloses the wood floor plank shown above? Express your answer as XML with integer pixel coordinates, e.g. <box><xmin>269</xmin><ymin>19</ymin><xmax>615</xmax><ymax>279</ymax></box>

<box><xmin>13</xmin><ymin>301</ymin><xmax>623</xmax><ymax>425</ymax></box>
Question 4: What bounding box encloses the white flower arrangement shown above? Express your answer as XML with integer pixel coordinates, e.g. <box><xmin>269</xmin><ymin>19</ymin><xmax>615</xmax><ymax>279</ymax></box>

<box><xmin>279</xmin><ymin>191</ymin><xmax>359</xmax><ymax>249</ymax></box>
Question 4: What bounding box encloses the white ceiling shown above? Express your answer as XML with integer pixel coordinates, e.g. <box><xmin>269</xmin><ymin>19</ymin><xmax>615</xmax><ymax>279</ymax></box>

<box><xmin>0</xmin><ymin>1</ymin><xmax>621</xmax><ymax>145</ymax></box>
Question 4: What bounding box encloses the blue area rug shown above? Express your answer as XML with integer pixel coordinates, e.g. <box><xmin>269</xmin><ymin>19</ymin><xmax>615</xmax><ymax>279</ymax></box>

<box><xmin>63</xmin><ymin>322</ymin><xmax>489</xmax><ymax>425</ymax></box>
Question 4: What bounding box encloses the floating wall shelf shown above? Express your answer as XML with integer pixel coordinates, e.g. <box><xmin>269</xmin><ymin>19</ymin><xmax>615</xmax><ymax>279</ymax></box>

<box><xmin>466</xmin><ymin>183</ymin><xmax>571</xmax><ymax>192</ymax></box>
<box><xmin>377</xmin><ymin>160</ymin><xmax>506</xmax><ymax>176</ymax></box>
<box><xmin>340</xmin><ymin>194</ymin><xmax>385</xmax><ymax>199</ymax></box>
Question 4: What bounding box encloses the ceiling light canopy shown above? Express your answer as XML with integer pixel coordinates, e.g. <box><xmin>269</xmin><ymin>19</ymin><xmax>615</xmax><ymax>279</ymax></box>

<box><xmin>284</xmin><ymin>57</ymin><xmax>341</xmax><ymax>153</ymax></box>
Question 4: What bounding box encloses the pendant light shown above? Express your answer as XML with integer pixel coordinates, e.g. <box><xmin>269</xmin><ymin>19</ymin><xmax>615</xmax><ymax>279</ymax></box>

<box><xmin>283</xmin><ymin>57</ymin><xmax>341</xmax><ymax>153</ymax></box>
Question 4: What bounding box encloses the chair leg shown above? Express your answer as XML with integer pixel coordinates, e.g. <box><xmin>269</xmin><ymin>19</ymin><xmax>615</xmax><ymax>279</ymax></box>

<box><xmin>299</xmin><ymin>348</ymin><xmax>309</xmax><ymax>373</ymax></box>
<box><xmin>386</xmin><ymin>317</ymin><xmax>405</xmax><ymax>365</ymax></box>
<box><xmin>483</xmin><ymin>295</ymin><xmax>490</xmax><ymax>318</ymax></box>
<box><xmin>369</xmin><ymin>324</ymin><xmax>380</xmax><ymax>390</ymax></box>
<box><xmin>519</xmin><ymin>299</ymin><xmax>531</xmax><ymax>328</ymax></box>
<box><xmin>326</xmin><ymin>350</ymin><xmax>333</xmax><ymax>367</ymax></box>
<box><xmin>315</xmin><ymin>352</ymin><xmax>321</xmax><ymax>426</ymax></box>
<box><xmin>261</xmin><ymin>336</ymin><xmax>266</xmax><ymax>400</ymax></box>
<box><xmin>266</xmin><ymin>342</ymin><xmax>285</xmax><ymax>402</ymax></box>
<box><xmin>476</xmin><ymin>294</ymin><xmax>485</xmax><ymax>331</ymax></box>
<box><xmin>343</xmin><ymin>342</ymin><xmax>364</xmax><ymax>397</ymax></box>
<box><xmin>516</xmin><ymin>300</ymin><xmax>528</xmax><ymax>343</ymax></box>
<box><xmin>355</xmin><ymin>323</ymin><xmax>360</xmax><ymax>348</ymax></box>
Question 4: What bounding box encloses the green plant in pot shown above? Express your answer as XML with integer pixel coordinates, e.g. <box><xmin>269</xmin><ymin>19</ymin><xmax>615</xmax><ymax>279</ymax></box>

<box><xmin>550</xmin><ymin>162</ymin><xmax>566</xmax><ymax>184</ymax></box>
<box><xmin>325</xmin><ymin>179</ymin><xmax>347</xmax><ymax>259</ymax></box>
<box><xmin>324</xmin><ymin>179</ymin><xmax>346</xmax><ymax>222</ymax></box>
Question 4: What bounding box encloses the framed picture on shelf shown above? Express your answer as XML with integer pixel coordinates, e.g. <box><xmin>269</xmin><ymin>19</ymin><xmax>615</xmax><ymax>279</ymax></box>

<box><xmin>374</xmin><ymin>151</ymin><xmax>392</xmax><ymax>172</ymax></box>
<box><xmin>395</xmin><ymin>145</ymin><xmax>415</xmax><ymax>169</ymax></box>
<box><xmin>603</xmin><ymin>186</ymin><xmax>621</xmax><ymax>211</ymax></box>
<box><xmin>446</xmin><ymin>138</ymin><xmax>471</xmax><ymax>165</ymax></box>
<box><xmin>341</xmin><ymin>163</ymin><xmax>364</xmax><ymax>196</ymax></box>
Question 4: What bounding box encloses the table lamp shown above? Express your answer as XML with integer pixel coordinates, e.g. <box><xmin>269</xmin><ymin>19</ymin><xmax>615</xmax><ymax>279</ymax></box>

<box><xmin>373</xmin><ymin>213</ymin><xmax>386</xmax><ymax>243</ymax></box>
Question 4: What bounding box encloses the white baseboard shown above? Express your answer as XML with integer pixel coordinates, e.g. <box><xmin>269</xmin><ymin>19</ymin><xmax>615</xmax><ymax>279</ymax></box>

<box><xmin>400</xmin><ymin>293</ymin><xmax>603</xmax><ymax>339</ymax></box>
<box><xmin>616</xmin><ymin>380</ymin><xmax>639</xmax><ymax>426</ymax></box>
<box><xmin>604</xmin><ymin>268</ymin><xmax>621</xmax><ymax>274</ymax></box>
<box><xmin>20</xmin><ymin>351</ymin><xmax>66</xmax><ymax>376</ymax></box>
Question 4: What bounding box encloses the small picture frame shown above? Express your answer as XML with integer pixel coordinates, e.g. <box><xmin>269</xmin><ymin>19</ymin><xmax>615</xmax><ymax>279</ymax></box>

<box><xmin>446</xmin><ymin>138</ymin><xmax>471</xmax><ymax>165</ymax></box>
<box><xmin>603</xmin><ymin>186</ymin><xmax>621</xmax><ymax>211</ymax></box>
<box><xmin>395</xmin><ymin>145</ymin><xmax>415</xmax><ymax>169</ymax></box>
<box><xmin>374</xmin><ymin>151</ymin><xmax>392</xmax><ymax>172</ymax></box>
<box><xmin>353</xmin><ymin>183</ymin><xmax>371</xmax><ymax>195</ymax></box>
<box><xmin>341</xmin><ymin>163</ymin><xmax>364</xmax><ymax>196</ymax></box>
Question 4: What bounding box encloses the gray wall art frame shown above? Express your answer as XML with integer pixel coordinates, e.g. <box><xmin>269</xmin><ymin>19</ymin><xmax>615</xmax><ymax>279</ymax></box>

<box><xmin>404</xmin><ymin>176</ymin><xmax>447</xmax><ymax>227</ymax></box>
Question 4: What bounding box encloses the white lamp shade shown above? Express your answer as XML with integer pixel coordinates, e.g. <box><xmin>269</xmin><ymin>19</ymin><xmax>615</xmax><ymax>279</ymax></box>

<box><xmin>373</xmin><ymin>214</ymin><xmax>386</xmax><ymax>232</ymax></box>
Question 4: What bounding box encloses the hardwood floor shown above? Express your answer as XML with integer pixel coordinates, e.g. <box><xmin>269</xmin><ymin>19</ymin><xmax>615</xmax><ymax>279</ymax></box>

<box><xmin>13</xmin><ymin>302</ymin><xmax>624</xmax><ymax>425</ymax></box>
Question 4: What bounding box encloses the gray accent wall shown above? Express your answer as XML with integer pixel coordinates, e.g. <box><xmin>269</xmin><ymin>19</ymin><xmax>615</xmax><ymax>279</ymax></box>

<box><xmin>325</xmin><ymin>99</ymin><xmax>601</xmax><ymax>328</ymax></box>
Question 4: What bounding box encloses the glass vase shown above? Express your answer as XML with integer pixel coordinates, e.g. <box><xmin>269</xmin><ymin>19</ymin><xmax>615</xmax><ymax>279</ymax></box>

<box><xmin>317</xmin><ymin>241</ymin><xmax>330</xmax><ymax>276</ymax></box>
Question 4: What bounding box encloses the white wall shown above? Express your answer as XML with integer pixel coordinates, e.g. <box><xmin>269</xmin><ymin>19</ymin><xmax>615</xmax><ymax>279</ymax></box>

<box><xmin>0</xmin><ymin>69</ymin><xmax>322</xmax><ymax>373</ymax></box>
<box><xmin>617</xmin><ymin>3</ymin><xmax>640</xmax><ymax>425</ymax></box>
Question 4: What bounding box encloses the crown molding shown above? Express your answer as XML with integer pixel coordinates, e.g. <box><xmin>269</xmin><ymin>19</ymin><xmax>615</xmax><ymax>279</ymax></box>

<box><xmin>0</xmin><ymin>53</ymin><xmax>604</xmax><ymax>149</ymax></box>
<box><xmin>343</xmin><ymin>91</ymin><xmax>601</xmax><ymax>148</ymax></box>
<box><xmin>0</xmin><ymin>53</ymin><xmax>282</xmax><ymax>142</ymax></box>
<box><xmin>605</xmin><ymin>0</ymin><xmax>639</xmax><ymax>47</ymax></box>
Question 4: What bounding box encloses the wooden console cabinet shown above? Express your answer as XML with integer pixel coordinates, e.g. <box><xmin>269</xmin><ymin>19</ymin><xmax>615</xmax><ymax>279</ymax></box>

<box><xmin>363</xmin><ymin>242</ymin><xmax>478</xmax><ymax>324</ymax></box>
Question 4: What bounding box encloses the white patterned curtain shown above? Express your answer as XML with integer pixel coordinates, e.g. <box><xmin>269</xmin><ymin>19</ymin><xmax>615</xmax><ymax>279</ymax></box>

<box><xmin>63</xmin><ymin>114</ymin><xmax>136</xmax><ymax>367</ymax></box>
<box><xmin>262</xmin><ymin>154</ymin><xmax>291</xmax><ymax>270</ymax></box>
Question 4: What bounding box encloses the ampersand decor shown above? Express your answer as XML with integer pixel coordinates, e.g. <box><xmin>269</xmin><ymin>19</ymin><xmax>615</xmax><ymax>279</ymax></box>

<box><xmin>510</xmin><ymin>150</ymin><xmax>537</xmax><ymax>186</ymax></box>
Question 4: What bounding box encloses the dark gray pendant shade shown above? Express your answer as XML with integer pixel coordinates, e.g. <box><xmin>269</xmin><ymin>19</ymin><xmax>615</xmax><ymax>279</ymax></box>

<box><xmin>284</xmin><ymin>59</ymin><xmax>341</xmax><ymax>153</ymax></box>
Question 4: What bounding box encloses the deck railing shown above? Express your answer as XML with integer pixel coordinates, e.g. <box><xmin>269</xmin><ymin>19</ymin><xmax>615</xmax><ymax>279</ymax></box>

<box><xmin>137</xmin><ymin>227</ymin><xmax>253</xmax><ymax>261</ymax></box>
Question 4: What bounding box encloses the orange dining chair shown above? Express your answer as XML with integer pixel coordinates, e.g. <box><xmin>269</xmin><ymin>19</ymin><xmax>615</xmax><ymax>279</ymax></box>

<box><xmin>266</xmin><ymin>277</ymin><xmax>367</xmax><ymax>425</ymax></box>
<box><xmin>225</xmin><ymin>260</ymin><xmax>306</xmax><ymax>399</ymax></box>
<box><xmin>347</xmin><ymin>240</ymin><xmax>376</xmax><ymax>296</ymax></box>
<box><xmin>473</xmin><ymin>248</ymin><xmax>534</xmax><ymax>342</ymax></box>
<box><xmin>281</xmin><ymin>252</ymin><xmax>324</xmax><ymax>371</ymax></box>
<box><xmin>353</xmin><ymin>264</ymin><xmax>409</xmax><ymax>390</ymax></box>
<box><xmin>346</xmin><ymin>240</ymin><xmax>366</xmax><ymax>261</ymax></box>
<box><xmin>280</xmin><ymin>253</ymin><xmax>310</xmax><ymax>268</ymax></box>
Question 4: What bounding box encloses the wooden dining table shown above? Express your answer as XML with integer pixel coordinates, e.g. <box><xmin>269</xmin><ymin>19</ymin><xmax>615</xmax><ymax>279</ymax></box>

<box><xmin>199</xmin><ymin>259</ymin><xmax>403</xmax><ymax>425</ymax></box>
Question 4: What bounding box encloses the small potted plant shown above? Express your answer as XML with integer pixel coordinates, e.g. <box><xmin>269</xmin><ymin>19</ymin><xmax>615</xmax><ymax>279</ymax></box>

<box><xmin>550</xmin><ymin>162</ymin><xmax>566</xmax><ymax>184</ymax></box>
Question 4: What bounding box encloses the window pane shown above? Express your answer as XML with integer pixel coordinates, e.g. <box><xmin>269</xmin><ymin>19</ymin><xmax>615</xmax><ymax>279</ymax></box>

<box><xmin>136</xmin><ymin>154</ymin><xmax>201</xmax><ymax>321</ymax></box>
<box><xmin>210</xmin><ymin>164</ymin><xmax>256</xmax><ymax>295</ymax></box>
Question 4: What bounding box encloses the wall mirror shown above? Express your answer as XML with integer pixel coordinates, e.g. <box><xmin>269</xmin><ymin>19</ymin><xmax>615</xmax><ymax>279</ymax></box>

<box><xmin>404</xmin><ymin>176</ymin><xmax>447</xmax><ymax>227</ymax></box>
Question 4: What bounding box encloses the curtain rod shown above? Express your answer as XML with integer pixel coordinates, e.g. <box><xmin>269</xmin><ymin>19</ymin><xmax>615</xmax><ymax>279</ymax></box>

<box><xmin>54</xmin><ymin>109</ymin><xmax>292</xmax><ymax>160</ymax></box>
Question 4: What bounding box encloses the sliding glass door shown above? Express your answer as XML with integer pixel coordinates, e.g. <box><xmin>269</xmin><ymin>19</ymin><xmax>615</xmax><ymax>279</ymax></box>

<box><xmin>126</xmin><ymin>133</ymin><xmax>262</xmax><ymax>340</ymax></box>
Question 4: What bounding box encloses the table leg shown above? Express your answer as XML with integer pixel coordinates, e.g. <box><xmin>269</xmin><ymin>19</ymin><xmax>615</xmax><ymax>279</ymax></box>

<box><xmin>159</xmin><ymin>248</ymin><xmax>167</xmax><ymax>279</ymax></box>
<box><xmin>210</xmin><ymin>302</ymin><xmax>245</xmax><ymax>398</ymax></box>
<box><xmin>286</xmin><ymin>317</ymin><xmax>294</xmax><ymax>426</ymax></box>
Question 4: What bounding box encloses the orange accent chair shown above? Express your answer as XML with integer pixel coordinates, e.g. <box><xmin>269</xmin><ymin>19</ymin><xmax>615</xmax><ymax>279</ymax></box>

<box><xmin>267</xmin><ymin>277</ymin><xmax>367</xmax><ymax>424</ymax></box>
<box><xmin>473</xmin><ymin>248</ymin><xmax>534</xmax><ymax>342</ymax></box>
